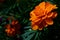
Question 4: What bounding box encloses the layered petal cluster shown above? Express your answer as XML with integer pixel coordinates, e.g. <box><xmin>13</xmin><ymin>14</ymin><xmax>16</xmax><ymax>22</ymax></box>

<box><xmin>30</xmin><ymin>2</ymin><xmax>58</xmax><ymax>30</ymax></box>
<box><xmin>5</xmin><ymin>20</ymin><xmax>21</xmax><ymax>36</ymax></box>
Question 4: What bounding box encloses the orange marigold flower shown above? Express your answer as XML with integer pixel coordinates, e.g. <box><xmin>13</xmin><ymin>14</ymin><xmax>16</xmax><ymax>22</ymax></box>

<box><xmin>5</xmin><ymin>27</ymin><xmax>15</xmax><ymax>36</ymax></box>
<box><xmin>11</xmin><ymin>20</ymin><xmax>18</xmax><ymax>25</ymax></box>
<box><xmin>5</xmin><ymin>20</ymin><xmax>21</xmax><ymax>36</ymax></box>
<box><xmin>30</xmin><ymin>2</ymin><xmax>58</xmax><ymax>30</ymax></box>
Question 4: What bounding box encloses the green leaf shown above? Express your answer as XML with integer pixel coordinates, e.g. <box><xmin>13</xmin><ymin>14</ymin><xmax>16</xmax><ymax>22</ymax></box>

<box><xmin>25</xmin><ymin>33</ymin><xmax>35</xmax><ymax>40</ymax></box>
<box><xmin>1</xmin><ymin>22</ymin><xmax>6</xmax><ymax>25</ymax></box>
<box><xmin>22</xmin><ymin>31</ymin><xmax>34</xmax><ymax>38</ymax></box>
<box><xmin>0</xmin><ymin>26</ymin><xmax>2</xmax><ymax>29</ymax></box>
<box><xmin>24</xmin><ymin>26</ymin><xmax>31</xmax><ymax>29</ymax></box>
<box><xmin>34</xmin><ymin>32</ymin><xmax>39</xmax><ymax>40</ymax></box>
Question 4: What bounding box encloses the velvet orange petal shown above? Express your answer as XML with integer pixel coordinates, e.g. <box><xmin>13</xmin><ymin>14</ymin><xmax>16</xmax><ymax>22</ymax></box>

<box><xmin>36</xmin><ymin>2</ymin><xmax>45</xmax><ymax>10</ymax></box>
<box><xmin>47</xmin><ymin>12</ymin><xmax>54</xmax><ymax>18</ymax></box>
<box><xmin>42</xmin><ymin>21</ymin><xmax>48</xmax><ymax>27</ymax></box>
<box><xmin>15</xmin><ymin>21</ymin><xmax>18</xmax><ymax>24</ymax></box>
<box><xmin>5</xmin><ymin>24</ymin><xmax>11</xmax><ymax>29</ymax></box>
<box><xmin>34</xmin><ymin>2</ymin><xmax>45</xmax><ymax>17</ymax></box>
<box><xmin>38</xmin><ymin>24</ymin><xmax>43</xmax><ymax>30</ymax></box>
<box><xmin>45</xmin><ymin>18</ymin><xmax>53</xmax><ymax>25</ymax></box>
<box><xmin>42</xmin><ymin>15</ymin><xmax>47</xmax><ymax>19</ymax></box>
<box><xmin>11</xmin><ymin>20</ymin><xmax>15</xmax><ymax>25</ymax></box>
<box><xmin>11</xmin><ymin>20</ymin><xmax>18</xmax><ymax>25</ymax></box>
<box><xmin>30</xmin><ymin>12</ymin><xmax>37</xmax><ymax>21</ymax></box>
<box><xmin>52</xmin><ymin>12</ymin><xmax>57</xmax><ymax>18</ymax></box>
<box><xmin>45</xmin><ymin>2</ymin><xmax>57</xmax><ymax>13</ymax></box>
<box><xmin>32</xmin><ymin>25</ymin><xmax>38</xmax><ymax>30</ymax></box>
<box><xmin>5</xmin><ymin>29</ymin><xmax>11</xmax><ymax>34</ymax></box>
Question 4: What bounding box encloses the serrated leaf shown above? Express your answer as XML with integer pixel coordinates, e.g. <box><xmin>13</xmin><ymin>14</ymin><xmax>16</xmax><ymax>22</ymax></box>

<box><xmin>34</xmin><ymin>32</ymin><xmax>39</xmax><ymax>40</ymax></box>
<box><xmin>1</xmin><ymin>22</ymin><xmax>6</xmax><ymax>25</ymax></box>
<box><xmin>24</xmin><ymin>26</ymin><xmax>31</xmax><ymax>29</ymax></box>
<box><xmin>22</xmin><ymin>31</ymin><xmax>34</xmax><ymax>37</ymax></box>
<box><xmin>0</xmin><ymin>26</ymin><xmax>2</xmax><ymax>29</ymax></box>
<box><xmin>25</xmin><ymin>33</ymin><xmax>35</xmax><ymax>40</ymax></box>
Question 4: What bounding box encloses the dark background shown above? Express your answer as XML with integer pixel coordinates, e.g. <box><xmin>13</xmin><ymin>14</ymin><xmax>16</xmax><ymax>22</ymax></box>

<box><xmin>0</xmin><ymin>0</ymin><xmax>60</xmax><ymax>40</ymax></box>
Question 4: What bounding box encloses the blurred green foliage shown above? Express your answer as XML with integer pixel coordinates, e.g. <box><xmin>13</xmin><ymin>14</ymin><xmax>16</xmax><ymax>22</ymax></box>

<box><xmin>0</xmin><ymin>0</ymin><xmax>60</xmax><ymax>40</ymax></box>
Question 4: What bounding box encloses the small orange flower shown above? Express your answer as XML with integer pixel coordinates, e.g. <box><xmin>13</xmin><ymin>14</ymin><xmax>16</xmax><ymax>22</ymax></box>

<box><xmin>11</xmin><ymin>20</ymin><xmax>18</xmax><ymax>25</ymax></box>
<box><xmin>5</xmin><ymin>20</ymin><xmax>21</xmax><ymax>36</ymax></box>
<box><xmin>5</xmin><ymin>27</ymin><xmax>15</xmax><ymax>36</ymax></box>
<box><xmin>30</xmin><ymin>2</ymin><xmax>58</xmax><ymax>30</ymax></box>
